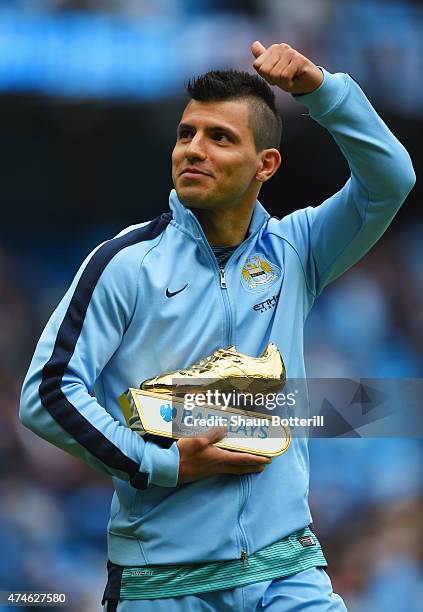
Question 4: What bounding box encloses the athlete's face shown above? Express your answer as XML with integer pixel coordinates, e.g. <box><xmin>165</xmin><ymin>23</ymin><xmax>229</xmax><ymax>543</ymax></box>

<box><xmin>172</xmin><ymin>99</ymin><xmax>263</xmax><ymax>211</ymax></box>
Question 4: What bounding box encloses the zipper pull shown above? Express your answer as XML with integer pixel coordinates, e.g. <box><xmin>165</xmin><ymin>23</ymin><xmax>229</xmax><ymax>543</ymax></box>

<box><xmin>220</xmin><ymin>268</ymin><xmax>227</xmax><ymax>289</ymax></box>
<box><xmin>241</xmin><ymin>548</ymin><xmax>249</xmax><ymax>568</ymax></box>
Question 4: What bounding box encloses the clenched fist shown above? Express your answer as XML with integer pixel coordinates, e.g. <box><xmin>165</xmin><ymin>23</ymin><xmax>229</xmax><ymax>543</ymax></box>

<box><xmin>251</xmin><ymin>41</ymin><xmax>323</xmax><ymax>95</ymax></box>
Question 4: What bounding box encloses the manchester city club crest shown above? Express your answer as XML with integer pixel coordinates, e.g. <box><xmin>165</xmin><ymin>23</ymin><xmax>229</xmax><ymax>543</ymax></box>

<box><xmin>241</xmin><ymin>253</ymin><xmax>281</xmax><ymax>293</ymax></box>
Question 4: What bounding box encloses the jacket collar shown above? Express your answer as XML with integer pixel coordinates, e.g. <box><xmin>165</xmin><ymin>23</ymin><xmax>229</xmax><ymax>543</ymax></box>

<box><xmin>168</xmin><ymin>189</ymin><xmax>269</xmax><ymax>241</ymax></box>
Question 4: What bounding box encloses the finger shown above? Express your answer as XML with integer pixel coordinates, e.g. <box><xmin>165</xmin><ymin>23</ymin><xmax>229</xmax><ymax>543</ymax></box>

<box><xmin>198</xmin><ymin>426</ymin><xmax>228</xmax><ymax>446</ymax></box>
<box><xmin>254</xmin><ymin>54</ymin><xmax>285</xmax><ymax>84</ymax></box>
<box><xmin>216</xmin><ymin>448</ymin><xmax>272</xmax><ymax>465</ymax></box>
<box><xmin>280</xmin><ymin>56</ymin><xmax>301</xmax><ymax>81</ymax></box>
<box><xmin>251</xmin><ymin>40</ymin><xmax>266</xmax><ymax>59</ymax></box>
<box><xmin>269</xmin><ymin>57</ymin><xmax>300</xmax><ymax>89</ymax></box>
<box><xmin>177</xmin><ymin>426</ymin><xmax>227</xmax><ymax>453</ymax></box>
<box><xmin>252</xmin><ymin>52</ymin><xmax>267</xmax><ymax>71</ymax></box>
<box><xmin>252</xmin><ymin>45</ymin><xmax>278</xmax><ymax>72</ymax></box>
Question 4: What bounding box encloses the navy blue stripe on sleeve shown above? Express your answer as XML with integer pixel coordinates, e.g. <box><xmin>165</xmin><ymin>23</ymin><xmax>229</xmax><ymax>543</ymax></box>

<box><xmin>39</xmin><ymin>213</ymin><xmax>172</xmax><ymax>490</ymax></box>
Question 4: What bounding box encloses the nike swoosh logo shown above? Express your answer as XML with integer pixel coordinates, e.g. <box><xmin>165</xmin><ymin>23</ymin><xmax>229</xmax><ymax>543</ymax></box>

<box><xmin>166</xmin><ymin>284</ymin><xmax>188</xmax><ymax>298</ymax></box>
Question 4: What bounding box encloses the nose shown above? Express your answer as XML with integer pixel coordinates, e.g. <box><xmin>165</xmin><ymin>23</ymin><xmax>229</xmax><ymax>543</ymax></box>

<box><xmin>184</xmin><ymin>133</ymin><xmax>207</xmax><ymax>162</ymax></box>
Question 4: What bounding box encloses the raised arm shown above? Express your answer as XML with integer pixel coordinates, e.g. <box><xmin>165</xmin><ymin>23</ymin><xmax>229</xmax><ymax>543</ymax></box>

<box><xmin>252</xmin><ymin>42</ymin><xmax>416</xmax><ymax>296</ymax></box>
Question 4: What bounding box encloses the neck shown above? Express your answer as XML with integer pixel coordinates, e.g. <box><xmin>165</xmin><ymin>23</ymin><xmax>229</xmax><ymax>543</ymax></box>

<box><xmin>193</xmin><ymin>202</ymin><xmax>255</xmax><ymax>247</ymax></box>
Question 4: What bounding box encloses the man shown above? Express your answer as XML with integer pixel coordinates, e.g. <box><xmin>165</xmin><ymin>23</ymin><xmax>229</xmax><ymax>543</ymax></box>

<box><xmin>20</xmin><ymin>41</ymin><xmax>415</xmax><ymax>611</ymax></box>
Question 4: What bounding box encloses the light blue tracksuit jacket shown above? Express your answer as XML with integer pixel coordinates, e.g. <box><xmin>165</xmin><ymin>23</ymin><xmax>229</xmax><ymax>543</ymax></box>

<box><xmin>20</xmin><ymin>70</ymin><xmax>415</xmax><ymax>567</ymax></box>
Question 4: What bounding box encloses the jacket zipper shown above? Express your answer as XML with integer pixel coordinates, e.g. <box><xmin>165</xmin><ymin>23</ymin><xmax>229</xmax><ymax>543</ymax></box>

<box><xmin>220</xmin><ymin>267</ymin><xmax>251</xmax><ymax>564</ymax></box>
<box><xmin>219</xmin><ymin>268</ymin><xmax>232</xmax><ymax>345</ymax></box>
<box><xmin>220</xmin><ymin>268</ymin><xmax>227</xmax><ymax>289</ymax></box>
<box><xmin>238</xmin><ymin>471</ymin><xmax>251</xmax><ymax>567</ymax></box>
<box><xmin>185</xmin><ymin>212</ymin><xmax>258</xmax><ymax>561</ymax></box>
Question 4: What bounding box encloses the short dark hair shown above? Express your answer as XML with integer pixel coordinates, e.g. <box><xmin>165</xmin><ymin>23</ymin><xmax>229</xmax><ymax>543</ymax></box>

<box><xmin>186</xmin><ymin>70</ymin><xmax>282</xmax><ymax>152</ymax></box>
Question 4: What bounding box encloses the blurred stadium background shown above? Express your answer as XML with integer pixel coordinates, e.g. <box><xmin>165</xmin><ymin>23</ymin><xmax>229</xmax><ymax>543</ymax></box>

<box><xmin>0</xmin><ymin>1</ymin><xmax>422</xmax><ymax>610</ymax></box>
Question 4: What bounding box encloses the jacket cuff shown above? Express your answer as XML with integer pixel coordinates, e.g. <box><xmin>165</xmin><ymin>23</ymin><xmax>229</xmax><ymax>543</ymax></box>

<box><xmin>140</xmin><ymin>440</ymin><xmax>180</xmax><ymax>487</ymax></box>
<box><xmin>293</xmin><ymin>68</ymin><xmax>349</xmax><ymax>119</ymax></box>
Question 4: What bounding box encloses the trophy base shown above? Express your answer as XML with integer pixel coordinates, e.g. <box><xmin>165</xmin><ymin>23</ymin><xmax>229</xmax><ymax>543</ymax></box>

<box><xmin>119</xmin><ymin>389</ymin><xmax>290</xmax><ymax>458</ymax></box>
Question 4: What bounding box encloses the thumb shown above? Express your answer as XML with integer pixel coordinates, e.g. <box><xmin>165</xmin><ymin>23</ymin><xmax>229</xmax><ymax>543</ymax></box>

<box><xmin>251</xmin><ymin>40</ymin><xmax>266</xmax><ymax>59</ymax></box>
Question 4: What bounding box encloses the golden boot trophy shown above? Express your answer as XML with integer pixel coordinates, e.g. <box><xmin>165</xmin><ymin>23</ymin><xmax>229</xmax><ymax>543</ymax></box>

<box><xmin>119</xmin><ymin>343</ymin><xmax>290</xmax><ymax>457</ymax></box>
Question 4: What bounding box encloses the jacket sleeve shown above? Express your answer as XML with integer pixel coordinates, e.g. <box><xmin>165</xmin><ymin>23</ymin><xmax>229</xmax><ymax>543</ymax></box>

<box><xmin>19</xmin><ymin>232</ymin><xmax>179</xmax><ymax>489</ymax></box>
<box><xmin>290</xmin><ymin>68</ymin><xmax>416</xmax><ymax>297</ymax></box>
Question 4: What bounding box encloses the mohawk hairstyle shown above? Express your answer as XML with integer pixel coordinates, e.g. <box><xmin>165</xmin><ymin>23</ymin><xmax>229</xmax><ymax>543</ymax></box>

<box><xmin>186</xmin><ymin>70</ymin><xmax>282</xmax><ymax>151</ymax></box>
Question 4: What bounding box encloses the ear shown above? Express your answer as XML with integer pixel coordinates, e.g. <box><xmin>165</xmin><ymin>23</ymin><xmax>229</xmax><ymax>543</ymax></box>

<box><xmin>255</xmin><ymin>148</ymin><xmax>282</xmax><ymax>183</ymax></box>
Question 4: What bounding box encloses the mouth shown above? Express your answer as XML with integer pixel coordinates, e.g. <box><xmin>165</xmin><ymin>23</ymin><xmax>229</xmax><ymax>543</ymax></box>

<box><xmin>180</xmin><ymin>168</ymin><xmax>212</xmax><ymax>178</ymax></box>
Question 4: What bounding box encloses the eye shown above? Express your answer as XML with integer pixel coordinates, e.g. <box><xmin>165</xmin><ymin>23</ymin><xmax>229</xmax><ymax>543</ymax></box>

<box><xmin>213</xmin><ymin>132</ymin><xmax>230</xmax><ymax>142</ymax></box>
<box><xmin>178</xmin><ymin>128</ymin><xmax>193</xmax><ymax>140</ymax></box>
